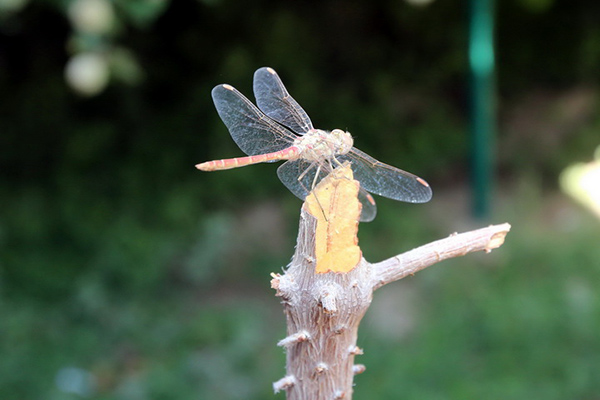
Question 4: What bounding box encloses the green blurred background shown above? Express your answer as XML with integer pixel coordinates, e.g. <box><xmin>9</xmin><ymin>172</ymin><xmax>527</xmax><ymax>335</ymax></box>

<box><xmin>1</xmin><ymin>0</ymin><xmax>600</xmax><ymax>398</ymax></box>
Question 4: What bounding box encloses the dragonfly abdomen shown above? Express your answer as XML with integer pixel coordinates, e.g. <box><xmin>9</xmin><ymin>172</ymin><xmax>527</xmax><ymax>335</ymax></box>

<box><xmin>196</xmin><ymin>146</ymin><xmax>301</xmax><ymax>171</ymax></box>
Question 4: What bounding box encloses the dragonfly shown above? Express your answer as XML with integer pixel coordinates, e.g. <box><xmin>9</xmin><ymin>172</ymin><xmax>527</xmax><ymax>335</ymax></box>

<box><xmin>196</xmin><ymin>67</ymin><xmax>432</xmax><ymax>222</ymax></box>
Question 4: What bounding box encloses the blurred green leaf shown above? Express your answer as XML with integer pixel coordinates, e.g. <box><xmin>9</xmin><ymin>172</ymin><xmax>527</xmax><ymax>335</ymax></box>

<box><xmin>115</xmin><ymin>0</ymin><xmax>170</xmax><ymax>28</ymax></box>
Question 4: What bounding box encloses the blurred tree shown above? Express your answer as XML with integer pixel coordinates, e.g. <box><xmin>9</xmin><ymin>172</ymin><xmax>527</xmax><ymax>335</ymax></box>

<box><xmin>1</xmin><ymin>0</ymin><xmax>599</xmax><ymax>300</ymax></box>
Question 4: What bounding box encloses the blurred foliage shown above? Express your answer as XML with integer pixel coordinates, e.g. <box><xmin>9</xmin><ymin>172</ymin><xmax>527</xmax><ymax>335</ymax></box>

<box><xmin>1</xmin><ymin>0</ymin><xmax>600</xmax><ymax>398</ymax></box>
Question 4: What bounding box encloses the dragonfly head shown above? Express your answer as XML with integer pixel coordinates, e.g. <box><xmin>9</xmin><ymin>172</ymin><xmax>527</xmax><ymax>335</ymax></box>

<box><xmin>331</xmin><ymin>129</ymin><xmax>353</xmax><ymax>155</ymax></box>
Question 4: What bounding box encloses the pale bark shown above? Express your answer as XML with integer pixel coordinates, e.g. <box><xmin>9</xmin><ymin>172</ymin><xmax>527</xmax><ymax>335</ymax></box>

<box><xmin>271</xmin><ymin>209</ymin><xmax>510</xmax><ymax>399</ymax></box>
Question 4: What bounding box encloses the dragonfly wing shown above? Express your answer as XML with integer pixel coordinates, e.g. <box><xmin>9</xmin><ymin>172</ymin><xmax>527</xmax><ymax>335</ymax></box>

<box><xmin>276</xmin><ymin>159</ymin><xmax>323</xmax><ymax>200</ymax></box>
<box><xmin>337</xmin><ymin>148</ymin><xmax>433</xmax><ymax>203</ymax></box>
<box><xmin>253</xmin><ymin>67</ymin><xmax>314</xmax><ymax>135</ymax></box>
<box><xmin>212</xmin><ymin>84</ymin><xmax>295</xmax><ymax>156</ymax></box>
<box><xmin>278</xmin><ymin>160</ymin><xmax>377</xmax><ymax>222</ymax></box>
<box><xmin>357</xmin><ymin>188</ymin><xmax>377</xmax><ymax>222</ymax></box>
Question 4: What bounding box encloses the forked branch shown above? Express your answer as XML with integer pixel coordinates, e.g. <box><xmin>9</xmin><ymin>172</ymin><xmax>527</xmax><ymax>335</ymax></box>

<box><xmin>271</xmin><ymin>165</ymin><xmax>510</xmax><ymax>399</ymax></box>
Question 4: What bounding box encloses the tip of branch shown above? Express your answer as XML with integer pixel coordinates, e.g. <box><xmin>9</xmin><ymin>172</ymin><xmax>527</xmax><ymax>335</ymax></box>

<box><xmin>485</xmin><ymin>223</ymin><xmax>511</xmax><ymax>253</ymax></box>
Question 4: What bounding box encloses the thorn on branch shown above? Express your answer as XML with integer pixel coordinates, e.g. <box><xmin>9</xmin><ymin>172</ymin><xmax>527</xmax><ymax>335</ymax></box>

<box><xmin>304</xmin><ymin>255</ymin><xmax>315</xmax><ymax>264</ymax></box>
<box><xmin>348</xmin><ymin>345</ymin><xmax>363</xmax><ymax>355</ymax></box>
<box><xmin>277</xmin><ymin>330</ymin><xmax>311</xmax><ymax>348</ymax></box>
<box><xmin>320</xmin><ymin>294</ymin><xmax>337</xmax><ymax>314</ymax></box>
<box><xmin>314</xmin><ymin>362</ymin><xmax>328</xmax><ymax>374</ymax></box>
<box><xmin>270</xmin><ymin>273</ymin><xmax>297</xmax><ymax>300</ymax></box>
<box><xmin>333</xmin><ymin>324</ymin><xmax>347</xmax><ymax>335</ymax></box>
<box><xmin>353</xmin><ymin>364</ymin><xmax>366</xmax><ymax>375</ymax></box>
<box><xmin>318</xmin><ymin>283</ymin><xmax>341</xmax><ymax>314</ymax></box>
<box><xmin>272</xmin><ymin>375</ymin><xmax>296</xmax><ymax>393</ymax></box>
<box><xmin>270</xmin><ymin>273</ymin><xmax>281</xmax><ymax>292</ymax></box>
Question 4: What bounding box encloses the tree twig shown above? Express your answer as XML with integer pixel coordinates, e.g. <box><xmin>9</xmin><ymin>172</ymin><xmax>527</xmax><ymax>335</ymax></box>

<box><xmin>371</xmin><ymin>223</ymin><xmax>511</xmax><ymax>290</ymax></box>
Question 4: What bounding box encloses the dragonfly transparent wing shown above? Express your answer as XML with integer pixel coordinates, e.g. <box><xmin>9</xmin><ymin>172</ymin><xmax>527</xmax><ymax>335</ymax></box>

<box><xmin>276</xmin><ymin>159</ymin><xmax>323</xmax><ymax>201</ymax></box>
<box><xmin>357</xmin><ymin>188</ymin><xmax>377</xmax><ymax>222</ymax></box>
<box><xmin>337</xmin><ymin>148</ymin><xmax>433</xmax><ymax>203</ymax></box>
<box><xmin>253</xmin><ymin>67</ymin><xmax>314</xmax><ymax>135</ymax></box>
<box><xmin>212</xmin><ymin>84</ymin><xmax>296</xmax><ymax>156</ymax></box>
<box><xmin>277</xmin><ymin>159</ymin><xmax>377</xmax><ymax>222</ymax></box>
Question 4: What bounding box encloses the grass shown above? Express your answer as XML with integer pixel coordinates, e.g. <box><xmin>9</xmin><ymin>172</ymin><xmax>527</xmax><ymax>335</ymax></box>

<box><xmin>2</xmin><ymin>180</ymin><xmax>599</xmax><ymax>399</ymax></box>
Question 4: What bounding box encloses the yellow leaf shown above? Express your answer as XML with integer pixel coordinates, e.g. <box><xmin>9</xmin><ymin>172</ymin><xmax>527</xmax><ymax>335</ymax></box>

<box><xmin>304</xmin><ymin>163</ymin><xmax>362</xmax><ymax>273</ymax></box>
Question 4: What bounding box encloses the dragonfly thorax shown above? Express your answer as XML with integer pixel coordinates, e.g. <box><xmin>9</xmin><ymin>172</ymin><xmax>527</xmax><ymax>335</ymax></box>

<box><xmin>295</xmin><ymin>128</ymin><xmax>354</xmax><ymax>162</ymax></box>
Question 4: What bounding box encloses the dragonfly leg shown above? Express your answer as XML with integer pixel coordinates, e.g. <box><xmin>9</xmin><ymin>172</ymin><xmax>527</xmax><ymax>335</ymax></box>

<box><xmin>310</xmin><ymin>165</ymin><xmax>329</xmax><ymax>222</ymax></box>
<box><xmin>296</xmin><ymin>163</ymin><xmax>329</xmax><ymax>222</ymax></box>
<box><xmin>332</xmin><ymin>156</ymin><xmax>344</xmax><ymax>169</ymax></box>
<box><xmin>310</xmin><ymin>164</ymin><xmax>322</xmax><ymax>191</ymax></box>
<box><xmin>297</xmin><ymin>162</ymin><xmax>316</xmax><ymax>183</ymax></box>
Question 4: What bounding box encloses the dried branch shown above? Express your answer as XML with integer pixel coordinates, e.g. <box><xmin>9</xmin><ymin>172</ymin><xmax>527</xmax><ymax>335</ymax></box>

<box><xmin>371</xmin><ymin>223</ymin><xmax>511</xmax><ymax>291</ymax></box>
<box><xmin>271</xmin><ymin>165</ymin><xmax>511</xmax><ymax>399</ymax></box>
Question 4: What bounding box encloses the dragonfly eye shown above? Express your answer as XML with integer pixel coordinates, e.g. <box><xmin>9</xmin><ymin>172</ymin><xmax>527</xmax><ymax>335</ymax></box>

<box><xmin>330</xmin><ymin>129</ymin><xmax>353</xmax><ymax>154</ymax></box>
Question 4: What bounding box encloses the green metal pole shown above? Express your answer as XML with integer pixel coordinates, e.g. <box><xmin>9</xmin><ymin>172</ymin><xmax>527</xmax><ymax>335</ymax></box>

<box><xmin>469</xmin><ymin>0</ymin><xmax>496</xmax><ymax>219</ymax></box>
